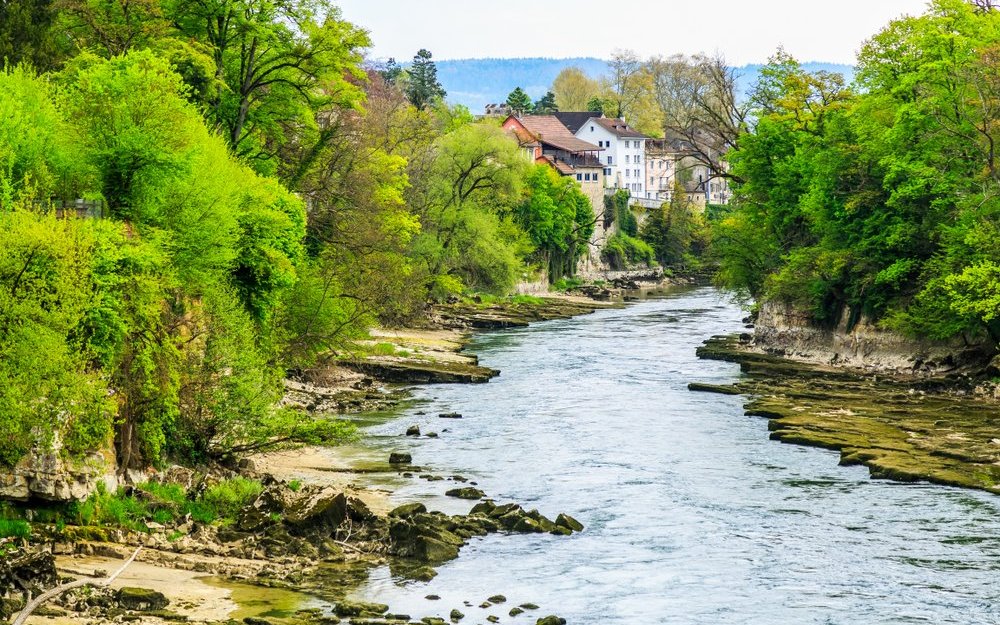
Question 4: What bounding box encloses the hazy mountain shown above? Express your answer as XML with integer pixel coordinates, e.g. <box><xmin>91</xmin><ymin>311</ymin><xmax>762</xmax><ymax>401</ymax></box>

<box><xmin>432</xmin><ymin>57</ymin><xmax>856</xmax><ymax>113</ymax></box>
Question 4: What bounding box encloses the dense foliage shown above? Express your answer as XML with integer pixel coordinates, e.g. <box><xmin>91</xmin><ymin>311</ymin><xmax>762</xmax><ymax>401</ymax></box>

<box><xmin>715</xmin><ymin>0</ymin><xmax>1000</xmax><ymax>346</ymax></box>
<box><xmin>0</xmin><ymin>1</ymin><xmax>606</xmax><ymax>474</ymax></box>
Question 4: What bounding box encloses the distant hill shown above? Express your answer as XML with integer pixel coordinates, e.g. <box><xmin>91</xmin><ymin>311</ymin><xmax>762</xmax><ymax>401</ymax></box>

<box><xmin>432</xmin><ymin>57</ymin><xmax>856</xmax><ymax>113</ymax></box>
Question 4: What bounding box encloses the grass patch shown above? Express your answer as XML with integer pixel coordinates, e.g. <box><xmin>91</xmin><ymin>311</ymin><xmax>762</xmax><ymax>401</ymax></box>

<box><xmin>288</xmin><ymin>479</ymin><xmax>302</xmax><ymax>492</ymax></box>
<box><xmin>552</xmin><ymin>277</ymin><xmax>584</xmax><ymax>292</ymax></box>
<box><xmin>68</xmin><ymin>477</ymin><xmax>265</xmax><ymax>530</ymax></box>
<box><xmin>0</xmin><ymin>518</ymin><xmax>31</xmax><ymax>539</ymax></box>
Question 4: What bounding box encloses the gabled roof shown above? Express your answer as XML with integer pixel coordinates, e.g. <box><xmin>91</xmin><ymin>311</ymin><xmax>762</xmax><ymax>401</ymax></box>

<box><xmin>552</xmin><ymin>111</ymin><xmax>598</xmax><ymax>134</ymax></box>
<box><xmin>592</xmin><ymin>117</ymin><xmax>648</xmax><ymax>139</ymax></box>
<box><xmin>510</xmin><ymin>115</ymin><xmax>602</xmax><ymax>154</ymax></box>
<box><xmin>537</xmin><ymin>154</ymin><xmax>575</xmax><ymax>176</ymax></box>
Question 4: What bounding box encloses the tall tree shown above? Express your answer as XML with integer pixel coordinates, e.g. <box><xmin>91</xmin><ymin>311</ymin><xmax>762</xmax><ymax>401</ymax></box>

<box><xmin>0</xmin><ymin>0</ymin><xmax>61</xmax><ymax>70</ymax></box>
<box><xmin>533</xmin><ymin>90</ymin><xmax>558</xmax><ymax>114</ymax></box>
<box><xmin>168</xmin><ymin>0</ymin><xmax>369</xmax><ymax>170</ymax></box>
<box><xmin>405</xmin><ymin>48</ymin><xmax>446</xmax><ymax>108</ymax></box>
<box><xmin>551</xmin><ymin>66</ymin><xmax>599</xmax><ymax>111</ymax></box>
<box><xmin>56</xmin><ymin>0</ymin><xmax>168</xmax><ymax>57</ymax></box>
<box><xmin>650</xmin><ymin>53</ymin><xmax>748</xmax><ymax>184</ymax></box>
<box><xmin>505</xmin><ymin>86</ymin><xmax>532</xmax><ymax>114</ymax></box>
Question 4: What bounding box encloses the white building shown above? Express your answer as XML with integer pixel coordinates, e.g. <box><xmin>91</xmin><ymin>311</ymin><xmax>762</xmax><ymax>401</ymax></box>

<box><xmin>554</xmin><ymin>113</ymin><xmax>649</xmax><ymax>198</ymax></box>
<box><xmin>645</xmin><ymin>138</ymin><xmax>731</xmax><ymax>207</ymax></box>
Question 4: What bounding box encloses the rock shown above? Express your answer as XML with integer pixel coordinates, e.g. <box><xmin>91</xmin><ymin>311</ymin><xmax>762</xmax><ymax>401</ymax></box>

<box><xmin>389</xmin><ymin>452</ymin><xmax>412</xmax><ymax>464</ymax></box>
<box><xmin>425</xmin><ymin>595</ymin><xmax>441</xmax><ymax>600</ymax></box>
<box><xmin>469</xmin><ymin>500</ymin><xmax>496</xmax><ymax>515</ymax></box>
<box><xmin>512</xmin><ymin>517</ymin><xmax>543</xmax><ymax>533</ymax></box>
<box><xmin>509</xmin><ymin>607</ymin><xmax>525</xmax><ymax>617</ymax></box>
<box><xmin>116</xmin><ymin>587</ymin><xmax>169</xmax><ymax>612</ymax></box>
<box><xmin>333</xmin><ymin>600</ymin><xmax>389</xmax><ymax>617</ymax></box>
<box><xmin>410</xmin><ymin>566</ymin><xmax>438</xmax><ymax>581</ymax></box>
<box><xmin>487</xmin><ymin>616</ymin><xmax>500</xmax><ymax>623</ymax></box>
<box><xmin>438</xmin><ymin>412</ymin><xmax>463</xmax><ymax>419</ymax></box>
<box><xmin>426</xmin><ymin>432</ymin><xmax>439</xmax><ymax>438</ymax></box>
<box><xmin>445</xmin><ymin>487</ymin><xmax>485</xmax><ymax>500</ymax></box>
<box><xmin>555</xmin><ymin>513</ymin><xmax>584</xmax><ymax>532</ymax></box>
<box><xmin>487</xmin><ymin>595</ymin><xmax>506</xmax><ymax>604</ymax></box>
<box><xmin>479</xmin><ymin>602</ymin><xmax>492</xmax><ymax>608</ymax></box>
<box><xmin>406</xmin><ymin>425</ymin><xmax>421</xmax><ymax>436</ymax></box>
<box><xmin>520</xmin><ymin>603</ymin><xmax>540</xmax><ymax>610</ymax></box>
<box><xmin>536</xmin><ymin>617</ymin><xmax>566</xmax><ymax>625</ymax></box>
<box><xmin>421</xmin><ymin>618</ymin><xmax>447</xmax><ymax>625</ymax></box>
<box><xmin>243</xmin><ymin>618</ymin><xmax>276</xmax><ymax>625</ymax></box>
<box><xmin>449</xmin><ymin>608</ymin><xmax>465</xmax><ymax>621</ymax></box>
<box><xmin>389</xmin><ymin>502</ymin><xmax>427</xmax><ymax>518</ymax></box>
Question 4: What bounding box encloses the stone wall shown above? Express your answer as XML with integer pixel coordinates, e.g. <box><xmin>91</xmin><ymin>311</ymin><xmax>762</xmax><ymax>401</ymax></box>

<box><xmin>754</xmin><ymin>300</ymin><xmax>995</xmax><ymax>375</ymax></box>
<box><xmin>0</xmin><ymin>439</ymin><xmax>118</xmax><ymax>502</ymax></box>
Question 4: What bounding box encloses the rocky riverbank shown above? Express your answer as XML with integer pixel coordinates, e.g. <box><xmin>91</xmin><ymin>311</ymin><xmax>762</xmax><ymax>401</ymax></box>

<box><xmin>693</xmin><ymin>334</ymin><xmax>1000</xmax><ymax>495</ymax></box>
<box><xmin>2</xmin><ymin>292</ymin><xmax>631</xmax><ymax>625</ymax></box>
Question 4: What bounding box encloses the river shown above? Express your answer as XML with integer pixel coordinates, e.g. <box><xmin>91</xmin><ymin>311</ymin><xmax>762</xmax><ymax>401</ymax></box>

<box><xmin>351</xmin><ymin>287</ymin><xmax>1000</xmax><ymax>624</ymax></box>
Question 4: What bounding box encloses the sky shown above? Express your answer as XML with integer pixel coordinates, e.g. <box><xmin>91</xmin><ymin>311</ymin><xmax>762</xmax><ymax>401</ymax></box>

<box><xmin>335</xmin><ymin>0</ymin><xmax>933</xmax><ymax>65</ymax></box>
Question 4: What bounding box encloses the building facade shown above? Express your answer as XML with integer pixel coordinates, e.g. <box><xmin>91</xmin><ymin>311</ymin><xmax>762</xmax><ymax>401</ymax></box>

<box><xmin>556</xmin><ymin>113</ymin><xmax>648</xmax><ymax>198</ymax></box>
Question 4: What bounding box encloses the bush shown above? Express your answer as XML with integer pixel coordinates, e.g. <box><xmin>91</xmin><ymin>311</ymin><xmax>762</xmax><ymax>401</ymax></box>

<box><xmin>199</xmin><ymin>478</ymin><xmax>263</xmax><ymax>522</ymax></box>
<box><xmin>601</xmin><ymin>233</ymin><xmax>655</xmax><ymax>270</ymax></box>
<box><xmin>0</xmin><ymin>519</ymin><xmax>31</xmax><ymax>539</ymax></box>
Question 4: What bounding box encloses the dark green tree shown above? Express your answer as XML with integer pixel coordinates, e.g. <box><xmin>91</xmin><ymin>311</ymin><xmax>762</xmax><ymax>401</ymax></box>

<box><xmin>405</xmin><ymin>48</ymin><xmax>446</xmax><ymax>108</ymax></box>
<box><xmin>533</xmin><ymin>90</ymin><xmax>558</xmax><ymax>114</ymax></box>
<box><xmin>380</xmin><ymin>57</ymin><xmax>402</xmax><ymax>84</ymax></box>
<box><xmin>587</xmin><ymin>96</ymin><xmax>609</xmax><ymax>113</ymax></box>
<box><xmin>0</xmin><ymin>0</ymin><xmax>61</xmax><ymax>70</ymax></box>
<box><xmin>505</xmin><ymin>86</ymin><xmax>532</xmax><ymax>114</ymax></box>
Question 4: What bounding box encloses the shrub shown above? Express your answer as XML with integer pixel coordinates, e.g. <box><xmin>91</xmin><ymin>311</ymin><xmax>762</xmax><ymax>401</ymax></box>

<box><xmin>601</xmin><ymin>233</ymin><xmax>655</xmax><ymax>270</ymax></box>
<box><xmin>0</xmin><ymin>519</ymin><xmax>31</xmax><ymax>539</ymax></box>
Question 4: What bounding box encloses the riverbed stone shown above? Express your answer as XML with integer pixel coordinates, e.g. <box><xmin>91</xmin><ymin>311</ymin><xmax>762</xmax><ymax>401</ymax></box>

<box><xmin>449</xmin><ymin>608</ymin><xmax>465</xmax><ymax>621</ymax></box>
<box><xmin>555</xmin><ymin>513</ymin><xmax>584</xmax><ymax>532</ymax></box>
<box><xmin>487</xmin><ymin>616</ymin><xmax>499</xmax><ymax>623</ymax></box>
<box><xmin>116</xmin><ymin>587</ymin><xmax>169</xmax><ymax>612</ymax></box>
<box><xmin>389</xmin><ymin>502</ymin><xmax>427</xmax><ymax>518</ymax></box>
<box><xmin>333</xmin><ymin>600</ymin><xmax>389</xmax><ymax>617</ymax></box>
<box><xmin>438</xmin><ymin>412</ymin><xmax>463</xmax><ymax>419</ymax></box>
<box><xmin>406</xmin><ymin>425</ymin><xmax>421</xmax><ymax>436</ymax></box>
<box><xmin>487</xmin><ymin>595</ymin><xmax>506</xmax><ymax>604</ymax></box>
<box><xmin>535</xmin><ymin>617</ymin><xmax>566</xmax><ymax>625</ymax></box>
<box><xmin>509</xmin><ymin>607</ymin><xmax>525</xmax><ymax>616</ymax></box>
<box><xmin>444</xmin><ymin>487</ymin><xmax>485</xmax><ymax>500</ymax></box>
<box><xmin>389</xmin><ymin>452</ymin><xmax>412</xmax><ymax>464</ymax></box>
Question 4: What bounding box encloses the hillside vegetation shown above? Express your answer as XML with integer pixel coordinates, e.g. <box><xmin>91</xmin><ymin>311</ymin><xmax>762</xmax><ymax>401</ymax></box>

<box><xmin>0</xmin><ymin>1</ymin><xmax>597</xmax><ymax>474</ymax></box>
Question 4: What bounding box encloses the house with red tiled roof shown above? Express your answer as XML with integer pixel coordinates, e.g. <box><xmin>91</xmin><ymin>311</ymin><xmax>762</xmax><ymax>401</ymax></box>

<box><xmin>502</xmin><ymin>114</ymin><xmax>612</xmax><ymax>273</ymax></box>
<box><xmin>501</xmin><ymin>115</ymin><xmax>606</xmax><ymax>205</ymax></box>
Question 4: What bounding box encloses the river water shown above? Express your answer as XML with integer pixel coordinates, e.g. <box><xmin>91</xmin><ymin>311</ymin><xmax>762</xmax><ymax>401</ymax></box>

<box><xmin>354</xmin><ymin>287</ymin><xmax>1000</xmax><ymax>624</ymax></box>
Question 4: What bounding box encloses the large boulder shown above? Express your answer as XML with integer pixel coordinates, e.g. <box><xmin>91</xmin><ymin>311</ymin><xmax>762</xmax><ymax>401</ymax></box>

<box><xmin>116</xmin><ymin>587</ymin><xmax>169</xmax><ymax>611</ymax></box>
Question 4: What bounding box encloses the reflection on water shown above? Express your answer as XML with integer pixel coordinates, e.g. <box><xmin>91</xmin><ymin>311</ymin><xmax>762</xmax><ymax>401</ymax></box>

<box><xmin>353</xmin><ymin>287</ymin><xmax>1000</xmax><ymax>624</ymax></box>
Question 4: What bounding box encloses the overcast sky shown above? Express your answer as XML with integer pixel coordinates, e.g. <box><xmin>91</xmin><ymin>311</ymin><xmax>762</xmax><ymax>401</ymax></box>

<box><xmin>335</xmin><ymin>0</ymin><xmax>932</xmax><ymax>65</ymax></box>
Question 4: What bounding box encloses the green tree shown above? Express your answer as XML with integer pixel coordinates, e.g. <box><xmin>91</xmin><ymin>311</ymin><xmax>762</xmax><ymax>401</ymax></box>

<box><xmin>168</xmin><ymin>0</ymin><xmax>369</xmax><ymax>169</ymax></box>
<box><xmin>551</xmin><ymin>66</ymin><xmax>599</xmax><ymax>111</ymax></box>
<box><xmin>640</xmin><ymin>183</ymin><xmax>705</xmax><ymax>267</ymax></box>
<box><xmin>405</xmin><ymin>48</ymin><xmax>446</xmax><ymax>109</ymax></box>
<box><xmin>516</xmin><ymin>165</ymin><xmax>595</xmax><ymax>281</ymax></box>
<box><xmin>0</xmin><ymin>0</ymin><xmax>62</xmax><ymax>70</ymax></box>
<box><xmin>533</xmin><ymin>91</ymin><xmax>558</xmax><ymax>114</ymax></box>
<box><xmin>505</xmin><ymin>86</ymin><xmax>532</xmax><ymax>115</ymax></box>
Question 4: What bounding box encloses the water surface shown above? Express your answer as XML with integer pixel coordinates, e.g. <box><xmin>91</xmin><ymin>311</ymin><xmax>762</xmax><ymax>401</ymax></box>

<box><xmin>355</xmin><ymin>287</ymin><xmax>1000</xmax><ymax>624</ymax></box>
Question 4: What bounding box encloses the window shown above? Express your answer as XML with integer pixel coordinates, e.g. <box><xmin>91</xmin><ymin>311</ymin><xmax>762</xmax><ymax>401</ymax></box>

<box><xmin>584</xmin><ymin>173</ymin><xmax>591</xmax><ymax>181</ymax></box>
<box><xmin>590</xmin><ymin>126</ymin><xmax>594</xmax><ymax>132</ymax></box>
<box><xmin>625</xmin><ymin>155</ymin><xmax>630</xmax><ymax>164</ymax></box>
<box><xmin>605</xmin><ymin>168</ymin><xmax>611</xmax><ymax>176</ymax></box>
<box><xmin>576</xmin><ymin>174</ymin><xmax>582</xmax><ymax>181</ymax></box>
<box><xmin>607</xmin><ymin>156</ymin><xmax>613</xmax><ymax>165</ymax></box>
<box><xmin>626</xmin><ymin>169</ymin><xmax>630</xmax><ymax>178</ymax></box>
